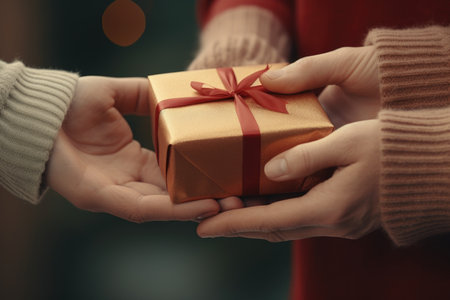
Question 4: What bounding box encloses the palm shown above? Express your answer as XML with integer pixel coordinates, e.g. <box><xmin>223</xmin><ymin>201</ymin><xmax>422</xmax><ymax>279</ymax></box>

<box><xmin>47</xmin><ymin>76</ymin><xmax>220</xmax><ymax>222</ymax></box>
<box><xmin>62</xmin><ymin>77</ymin><xmax>166</xmax><ymax>194</ymax></box>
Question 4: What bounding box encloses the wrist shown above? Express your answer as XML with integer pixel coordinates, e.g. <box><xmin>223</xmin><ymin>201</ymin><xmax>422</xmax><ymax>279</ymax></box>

<box><xmin>365</xmin><ymin>26</ymin><xmax>450</xmax><ymax>110</ymax></box>
<box><xmin>189</xmin><ymin>6</ymin><xmax>291</xmax><ymax>70</ymax></box>
<box><xmin>379</xmin><ymin>108</ymin><xmax>450</xmax><ymax>246</ymax></box>
<box><xmin>0</xmin><ymin>61</ymin><xmax>78</xmax><ymax>203</ymax></box>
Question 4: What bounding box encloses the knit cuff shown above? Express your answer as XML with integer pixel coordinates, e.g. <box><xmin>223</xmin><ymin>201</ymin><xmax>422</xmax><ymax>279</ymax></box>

<box><xmin>365</xmin><ymin>26</ymin><xmax>450</xmax><ymax>110</ymax></box>
<box><xmin>379</xmin><ymin>108</ymin><xmax>450</xmax><ymax>246</ymax></box>
<box><xmin>188</xmin><ymin>6</ymin><xmax>291</xmax><ymax>70</ymax></box>
<box><xmin>197</xmin><ymin>0</ymin><xmax>293</xmax><ymax>31</ymax></box>
<box><xmin>0</xmin><ymin>61</ymin><xmax>78</xmax><ymax>204</ymax></box>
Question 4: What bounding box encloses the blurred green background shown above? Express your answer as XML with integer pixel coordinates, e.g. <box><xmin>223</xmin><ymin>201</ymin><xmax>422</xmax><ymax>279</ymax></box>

<box><xmin>0</xmin><ymin>1</ymin><xmax>291</xmax><ymax>299</ymax></box>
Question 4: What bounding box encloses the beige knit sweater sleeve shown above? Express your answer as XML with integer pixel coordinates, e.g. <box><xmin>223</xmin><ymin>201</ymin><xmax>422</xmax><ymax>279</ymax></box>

<box><xmin>188</xmin><ymin>5</ymin><xmax>291</xmax><ymax>70</ymax></box>
<box><xmin>365</xmin><ymin>26</ymin><xmax>450</xmax><ymax>246</ymax></box>
<box><xmin>0</xmin><ymin>61</ymin><xmax>78</xmax><ymax>204</ymax></box>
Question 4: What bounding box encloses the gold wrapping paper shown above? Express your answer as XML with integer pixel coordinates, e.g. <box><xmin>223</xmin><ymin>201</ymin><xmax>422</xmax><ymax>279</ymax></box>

<box><xmin>148</xmin><ymin>64</ymin><xmax>334</xmax><ymax>203</ymax></box>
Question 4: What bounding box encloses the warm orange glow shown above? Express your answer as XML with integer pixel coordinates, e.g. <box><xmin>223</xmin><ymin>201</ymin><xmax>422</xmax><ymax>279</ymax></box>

<box><xmin>102</xmin><ymin>0</ymin><xmax>146</xmax><ymax>47</ymax></box>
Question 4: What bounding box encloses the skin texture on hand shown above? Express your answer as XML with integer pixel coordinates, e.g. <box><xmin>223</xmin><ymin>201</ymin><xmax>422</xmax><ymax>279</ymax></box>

<box><xmin>262</xmin><ymin>46</ymin><xmax>380</xmax><ymax>128</ymax></box>
<box><xmin>198</xmin><ymin>120</ymin><xmax>381</xmax><ymax>241</ymax></box>
<box><xmin>198</xmin><ymin>46</ymin><xmax>383</xmax><ymax>241</ymax></box>
<box><xmin>46</xmin><ymin>76</ymin><xmax>227</xmax><ymax>222</ymax></box>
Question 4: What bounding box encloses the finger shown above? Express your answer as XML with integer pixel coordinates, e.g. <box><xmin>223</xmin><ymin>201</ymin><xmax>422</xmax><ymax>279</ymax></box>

<box><xmin>218</xmin><ymin>196</ymin><xmax>245</xmax><ymax>211</ymax></box>
<box><xmin>197</xmin><ymin>165</ymin><xmax>359</xmax><ymax>240</ymax></box>
<box><xmin>264</xmin><ymin>128</ymin><xmax>352</xmax><ymax>181</ymax></box>
<box><xmin>261</xmin><ymin>47</ymin><xmax>358</xmax><ymax>94</ymax></box>
<box><xmin>108</xmin><ymin>77</ymin><xmax>150</xmax><ymax>116</ymax></box>
<box><xmin>197</xmin><ymin>193</ymin><xmax>323</xmax><ymax>238</ymax></box>
<box><xmin>98</xmin><ymin>185</ymin><xmax>220</xmax><ymax>222</ymax></box>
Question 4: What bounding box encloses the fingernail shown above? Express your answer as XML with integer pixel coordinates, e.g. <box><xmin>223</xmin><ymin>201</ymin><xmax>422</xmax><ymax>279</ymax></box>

<box><xmin>264</xmin><ymin>69</ymin><xmax>284</xmax><ymax>80</ymax></box>
<box><xmin>195</xmin><ymin>211</ymin><xmax>217</xmax><ymax>221</ymax></box>
<box><xmin>265</xmin><ymin>158</ymin><xmax>288</xmax><ymax>178</ymax></box>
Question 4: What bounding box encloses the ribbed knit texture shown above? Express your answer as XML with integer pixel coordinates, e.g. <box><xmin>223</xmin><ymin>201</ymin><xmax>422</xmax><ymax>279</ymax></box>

<box><xmin>366</xmin><ymin>26</ymin><xmax>450</xmax><ymax>109</ymax></box>
<box><xmin>188</xmin><ymin>5</ymin><xmax>291</xmax><ymax>70</ymax></box>
<box><xmin>378</xmin><ymin>109</ymin><xmax>450</xmax><ymax>246</ymax></box>
<box><xmin>366</xmin><ymin>26</ymin><xmax>450</xmax><ymax>246</ymax></box>
<box><xmin>0</xmin><ymin>61</ymin><xmax>78</xmax><ymax>203</ymax></box>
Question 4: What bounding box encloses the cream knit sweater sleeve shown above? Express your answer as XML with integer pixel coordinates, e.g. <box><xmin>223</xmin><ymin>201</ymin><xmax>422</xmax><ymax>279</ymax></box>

<box><xmin>365</xmin><ymin>26</ymin><xmax>450</xmax><ymax>246</ymax></box>
<box><xmin>0</xmin><ymin>61</ymin><xmax>78</xmax><ymax>204</ymax></box>
<box><xmin>188</xmin><ymin>5</ymin><xmax>291</xmax><ymax>70</ymax></box>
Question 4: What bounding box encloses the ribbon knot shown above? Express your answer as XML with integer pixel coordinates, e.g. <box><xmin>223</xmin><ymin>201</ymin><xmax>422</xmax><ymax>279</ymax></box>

<box><xmin>189</xmin><ymin>66</ymin><xmax>288</xmax><ymax>114</ymax></box>
<box><xmin>153</xmin><ymin>66</ymin><xmax>288</xmax><ymax>196</ymax></box>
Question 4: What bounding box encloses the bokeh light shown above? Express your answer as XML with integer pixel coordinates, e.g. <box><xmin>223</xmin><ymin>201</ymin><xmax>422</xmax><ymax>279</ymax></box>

<box><xmin>102</xmin><ymin>0</ymin><xmax>146</xmax><ymax>47</ymax></box>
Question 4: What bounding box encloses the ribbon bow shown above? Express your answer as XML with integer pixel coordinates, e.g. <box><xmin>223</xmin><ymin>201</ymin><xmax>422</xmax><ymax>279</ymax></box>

<box><xmin>153</xmin><ymin>66</ymin><xmax>288</xmax><ymax>196</ymax></box>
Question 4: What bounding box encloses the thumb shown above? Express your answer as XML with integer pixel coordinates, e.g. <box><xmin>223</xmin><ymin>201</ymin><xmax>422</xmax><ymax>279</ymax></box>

<box><xmin>109</xmin><ymin>77</ymin><xmax>150</xmax><ymax>116</ymax></box>
<box><xmin>260</xmin><ymin>47</ymin><xmax>357</xmax><ymax>94</ymax></box>
<box><xmin>264</xmin><ymin>128</ymin><xmax>349</xmax><ymax>181</ymax></box>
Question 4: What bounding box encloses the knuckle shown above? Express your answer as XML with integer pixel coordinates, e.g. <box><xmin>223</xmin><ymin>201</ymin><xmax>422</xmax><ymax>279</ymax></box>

<box><xmin>287</xmin><ymin>146</ymin><xmax>311</xmax><ymax>176</ymax></box>
<box><xmin>296</xmin><ymin>55</ymin><xmax>315</xmax><ymax>71</ymax></box>
<box><xmin>331</xmin><ymin>47</ymin><xmax>357</xmax><ymax>84</ymax></box>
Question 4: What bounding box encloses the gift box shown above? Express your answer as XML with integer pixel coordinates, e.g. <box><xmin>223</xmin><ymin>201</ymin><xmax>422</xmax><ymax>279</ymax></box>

<box><xmin>148</xmin><ymin>64</ymin><xmax>333</xmax><ymax>203</ymax></box>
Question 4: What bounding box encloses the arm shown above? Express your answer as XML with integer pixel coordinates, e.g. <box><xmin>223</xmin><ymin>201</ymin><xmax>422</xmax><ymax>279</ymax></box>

<box><xmin>189</xmin><ymin>0</ymin><xmax>294</xmax><ymax>70</ymax></box>
<box><xmin>197</xmin><ymin>25</ymin><xmax>450</xmax><ymax>246</ymax></box>
<box><xmin>0</xmin><ymin>61</ymin><xmax>227</xmax><ymax>221</ymax></box>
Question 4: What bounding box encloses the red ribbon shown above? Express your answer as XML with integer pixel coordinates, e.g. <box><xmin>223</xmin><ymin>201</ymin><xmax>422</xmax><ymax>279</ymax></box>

<box><xmin>153</xmin><ymin>66</ymin><xmax>288</xmax><ymax>196</ymax></box>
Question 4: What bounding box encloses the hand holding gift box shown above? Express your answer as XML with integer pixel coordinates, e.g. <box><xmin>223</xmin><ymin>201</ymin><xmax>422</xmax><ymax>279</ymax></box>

<box><xmin>148</xmin><ymin>64</ymin><xmax>333</xmax><ymax>203</ymax></box>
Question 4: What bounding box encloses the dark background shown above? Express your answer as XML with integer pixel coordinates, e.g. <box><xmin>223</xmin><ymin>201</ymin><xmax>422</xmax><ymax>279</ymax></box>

<box><xmin>0</xmin><ymin>1</ymin><xmax>291</xmax><ymax>299</ymax></box>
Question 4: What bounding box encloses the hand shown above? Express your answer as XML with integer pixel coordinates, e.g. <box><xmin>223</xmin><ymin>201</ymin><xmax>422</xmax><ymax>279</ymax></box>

<box><xmin>261</xmin><ymin>46</ymin><xmax>380</xmax><ymax>128</ymax></box>
<box><xmin>47</xmin><ymin>76</ymin><xmax>224</xmax><ymax>222</ymax></box>
<box><xmin>197</xmin><ymin>120</ymin><xmax>381</xmax><ymax>241</ymax></box>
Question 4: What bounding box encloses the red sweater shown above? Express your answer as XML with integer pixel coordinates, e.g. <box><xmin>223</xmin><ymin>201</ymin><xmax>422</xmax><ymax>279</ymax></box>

<box><xmin>197</xmin><ymin>1</ymin><xmax>450</xmax><ymax>299</ymax></box>
<box><xmin>199</xmin><ymin>0</ymin><xmax>450</xmax><ymax>57</ymax></box>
